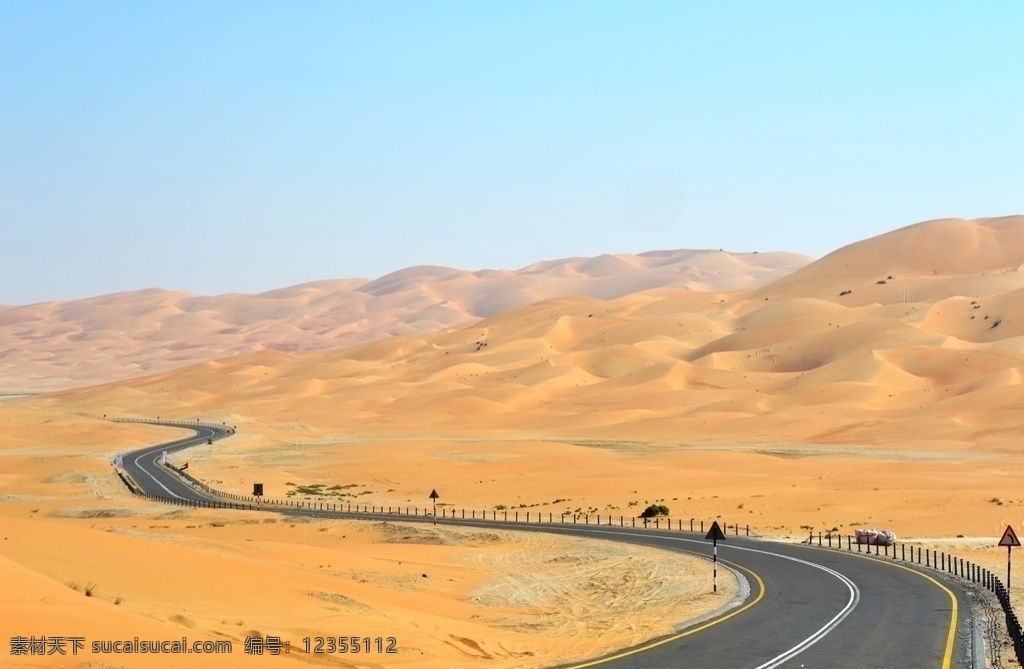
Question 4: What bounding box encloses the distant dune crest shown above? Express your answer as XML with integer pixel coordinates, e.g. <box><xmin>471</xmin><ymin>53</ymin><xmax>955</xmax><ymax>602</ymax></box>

<box><xmin>0</xmin><ymin>248</ymin><xmax>809</xmax><ymax>390</ymax></box>
<box><xmin>761</xmin><ymin>216</ymin><xmax>1024</xmax><ymax>299</ymax></box>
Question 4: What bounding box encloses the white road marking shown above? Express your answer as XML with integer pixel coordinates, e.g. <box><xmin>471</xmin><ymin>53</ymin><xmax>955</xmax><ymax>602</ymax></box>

<box><xmin>745</xmin><ymin>546</ymin><xmax>859</xmax><ymax>668</ymax></box>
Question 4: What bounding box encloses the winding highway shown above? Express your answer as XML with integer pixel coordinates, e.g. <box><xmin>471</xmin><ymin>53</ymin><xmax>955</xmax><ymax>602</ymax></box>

<box><xmin>117</xmin><ymin>421</ymin><xmax>972</xmax><ymax>668</ymax></box>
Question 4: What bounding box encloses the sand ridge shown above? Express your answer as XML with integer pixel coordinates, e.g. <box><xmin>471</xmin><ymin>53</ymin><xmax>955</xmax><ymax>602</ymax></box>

<box><xmin>0</xmin><ymin>249</ymin><xmax>809</xmax><ymax>391</ymax></box>
<box><xmin>38</xmin><ymin>217</ymin><xmax>1024</xmax><ymax>451</ymax></box>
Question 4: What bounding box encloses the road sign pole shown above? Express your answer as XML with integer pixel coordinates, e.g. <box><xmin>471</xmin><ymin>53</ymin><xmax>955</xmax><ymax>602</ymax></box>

<box><xmin>705</xmin><ymin>520</ymin><xmax>725</xmax><ymax>593</ymax></box>
<box><xmin>999</xmin><ymin>525</ymin><xmax>1021</xmax><ymax>591</ymax></box>
<box><xmin>429</xmin><ymin>489</ymin><xmax>439</xmax><ymax>526</ymax></box>
<box><xmin>713</xmin><ymin>536</ymin><xmax>718</xmax><ymax>593</ymax></box>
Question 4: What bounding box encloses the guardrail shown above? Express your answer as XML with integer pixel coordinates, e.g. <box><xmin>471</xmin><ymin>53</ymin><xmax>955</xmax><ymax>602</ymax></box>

<box><xmin>157</xmin><ymin>461</ymin><xmax>758</xmax><ymax>533</ymax></box>
<box><xmin>803</xmin><ymin>530</ymin><xmax>1023</xmax><ymax>664</ymax></box>
<box><xmin>110</xmin><ymin>417</ymin><xmax>234</xmax><ymax>431</ymax></box>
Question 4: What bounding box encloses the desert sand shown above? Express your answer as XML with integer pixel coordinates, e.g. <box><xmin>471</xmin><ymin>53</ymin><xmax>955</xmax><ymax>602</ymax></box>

<box><xmin>0</xmin><ymin>407</ymin><xmax>736</xmax><ymax>668</ymax></box>
<box><xmin>5</xmin><ymin>216</ymin><xmax>1024</xmax><ymax>666</ymax></box>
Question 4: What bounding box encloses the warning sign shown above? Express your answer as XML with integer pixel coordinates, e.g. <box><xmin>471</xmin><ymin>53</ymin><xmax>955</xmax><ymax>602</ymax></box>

<box><xmin>705</xmin><ymin>521</ymin><xmax>726</xmax><ymax>542</ymax></box>
<box><xmin>999</xmin><ymin>525</ymin><xmax>1021</xmax><ymax>547</ymax></box>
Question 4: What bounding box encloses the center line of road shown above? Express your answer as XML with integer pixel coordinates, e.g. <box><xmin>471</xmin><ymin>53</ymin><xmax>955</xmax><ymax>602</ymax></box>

<box><xmin>741</xmin><ymin>546</ymin><xmax>860</xmax><ymax>669</ymax></box>
<box><xmin>132</xmin><ymin>451</ymin><xmax>185</xmax><ymax>499</ymax></box>
<box><xmin>130</xmin><ymin>435</ymin><xmax>209</xmax><ymax>500</ymax></box>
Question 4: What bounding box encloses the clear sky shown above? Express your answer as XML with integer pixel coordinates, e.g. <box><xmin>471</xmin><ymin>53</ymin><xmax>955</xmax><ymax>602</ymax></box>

<box><xmin>2</xmin><ymin>2</ymin><xmax>1022</xmax><ymax>305</ymax></box>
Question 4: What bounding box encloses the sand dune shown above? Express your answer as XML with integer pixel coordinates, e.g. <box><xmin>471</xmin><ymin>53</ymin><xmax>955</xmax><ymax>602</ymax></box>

<box><xmin>39</xmin><ymin>218</ymin><xmax>1024</xmax><ymax>454</ymax></box>
<box><xmin>8</xmin><ymin>215</ymin><xmax>1024</xmax><ymax>666</ymax></box>
<box><xmin>31</xmin><ymin>216</ymin><xmax>1024</xmax><ymax>519</ymax></box>
<box><xmin>0</xmin><ymin>249</ymin><xmax>808</xmax><ymax>391</ymax></box>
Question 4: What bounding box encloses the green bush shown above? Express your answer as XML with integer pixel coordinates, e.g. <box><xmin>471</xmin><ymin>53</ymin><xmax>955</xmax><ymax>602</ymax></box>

<box><xmin>639</xmin><ymin>504</ymin><xmax>670</xmax><ymax>518</ymax></box>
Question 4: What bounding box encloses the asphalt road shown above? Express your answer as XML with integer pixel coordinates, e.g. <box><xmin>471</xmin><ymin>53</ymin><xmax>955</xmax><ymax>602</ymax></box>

<box><xmin>117</xmin><ymin>421</ymin><xmax>970</xmax><ymax>669</ymax></box>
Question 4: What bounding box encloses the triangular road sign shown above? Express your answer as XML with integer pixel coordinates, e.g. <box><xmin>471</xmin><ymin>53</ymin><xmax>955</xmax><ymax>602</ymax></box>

<box><xmin>705</xmin><ymin>521</ymin><xmax>726</xmax><ymax>541</ymax></box>
<box><xmin>429</xmin><ymin>489</ymin><xmax>440</xmax><ymax>500</ymax></box>
<box><xmin>999</xmin><ymin>525</ymin><xmax>1021</xmax><ymax>547</ymax></box>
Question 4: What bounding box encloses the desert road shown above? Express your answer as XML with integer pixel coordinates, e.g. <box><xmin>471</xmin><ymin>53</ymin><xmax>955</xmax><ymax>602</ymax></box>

<box><xmin>119</xmin><ymin>421</ymin><xmax>970</xmax><ymax>668</ymax></box>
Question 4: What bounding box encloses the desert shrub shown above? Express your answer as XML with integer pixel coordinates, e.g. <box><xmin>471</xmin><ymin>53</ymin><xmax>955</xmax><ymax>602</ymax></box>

<box><xmin>639</xmin><ymin>504</ymin><xmax>669</xmax><ymax>518</ymax></box>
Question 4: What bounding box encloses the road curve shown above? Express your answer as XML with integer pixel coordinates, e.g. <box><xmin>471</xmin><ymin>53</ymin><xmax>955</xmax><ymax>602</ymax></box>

<box><xmin>117</xmin><ymin>421</ymin><xmax>969</xmax><ymax>669</ymax></box>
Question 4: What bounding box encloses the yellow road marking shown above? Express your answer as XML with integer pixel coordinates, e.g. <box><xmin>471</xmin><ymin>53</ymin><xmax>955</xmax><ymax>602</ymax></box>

<box><xmin>563</xmin><ymin>555</ymin><xmax>765</xmax><ymax>668</ymax></box>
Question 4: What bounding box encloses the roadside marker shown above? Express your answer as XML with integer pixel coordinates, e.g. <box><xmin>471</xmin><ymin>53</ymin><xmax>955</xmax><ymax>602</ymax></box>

<box><xmin>429</xmin><ymin>489</ymin><xmax>439</xmax><ymax>525</ymax></box>
<box><xmin>999</xmin><ymin>525</ymin><xmax>1020</xmax><ymax>592</ymax></box>
<box><xmin>705</xmin><ymin>520</ymin><xmax>727</xmax><ymax>593</ymax></box>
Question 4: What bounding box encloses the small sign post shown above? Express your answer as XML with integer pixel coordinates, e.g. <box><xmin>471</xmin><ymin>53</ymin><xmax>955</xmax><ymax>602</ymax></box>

<box><xmin>429</xmin><ymin>489</ymin><xmax>440</xmax><ymax>525</ymax></box>
<box><xmin>705</xmin><ymin>521</ymin><xmax>727</xmax><ymax>593</ymax></box>
<box><xmin>253</xmin><ymin>483</ymin><xmax>263</xmax><ymax>510</ymax></box>
<box><xmin>999</xmin><ymin>525</ymin><xmax>1021</xmax><ymax>592</ymax></box>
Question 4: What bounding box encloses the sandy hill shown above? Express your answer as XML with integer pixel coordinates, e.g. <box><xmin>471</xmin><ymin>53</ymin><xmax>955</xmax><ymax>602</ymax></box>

<box><xmin>38</xmin><ymin>216</ymin><xmax>1024</xmax><ymax>452</ymax></box>
<box><xmin>0</xmin><ymin>249</ymin><xmax>808</xmax><ymax>390</ymax></box>
<box><xmin>10</xmin><ymin>216</ymin><xmax>1024</xmax><ymax>664</ymax></box>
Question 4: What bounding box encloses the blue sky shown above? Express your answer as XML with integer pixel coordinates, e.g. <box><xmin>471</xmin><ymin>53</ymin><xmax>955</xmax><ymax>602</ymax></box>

<box><xmin>2</xmin><ymin>2</ymin><xmax>1022</xmax><ymax>305</ymax></box>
